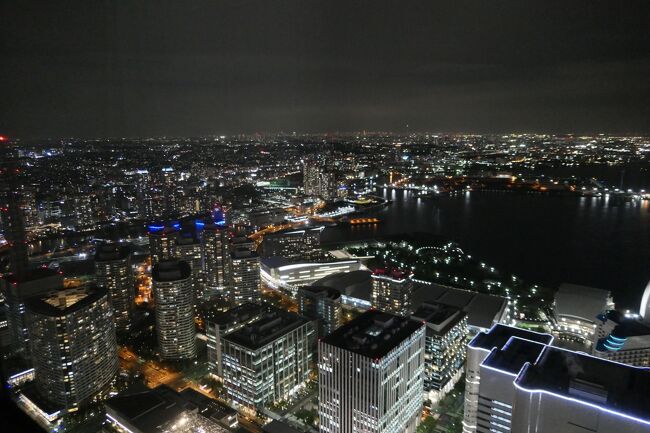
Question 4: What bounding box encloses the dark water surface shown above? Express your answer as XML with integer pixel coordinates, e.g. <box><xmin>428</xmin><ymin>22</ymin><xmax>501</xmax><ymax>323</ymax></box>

<box><xmin>322</xmin><ymin>188</ymin><xmax>650</xmax><ymax>309</ymax></box>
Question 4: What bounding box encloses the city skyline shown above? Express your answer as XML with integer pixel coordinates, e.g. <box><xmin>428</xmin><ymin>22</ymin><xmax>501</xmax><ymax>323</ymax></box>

<box><xmin>2</xmin><ymin>2</ymin><xmax>650</xmax><ymax>433</ymax></box>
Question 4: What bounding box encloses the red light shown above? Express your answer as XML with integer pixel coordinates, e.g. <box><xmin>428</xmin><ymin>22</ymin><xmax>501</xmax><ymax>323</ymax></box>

<box><xmin>0</xmin><ymin>136</ymin><xmax>6</xmax><ymax>141</ymax></box>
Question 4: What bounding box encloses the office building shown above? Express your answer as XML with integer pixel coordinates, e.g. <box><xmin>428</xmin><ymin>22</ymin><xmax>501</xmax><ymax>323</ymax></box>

<box><xmin>148</xmin><ymin>224</ymin><xmax>178</xmax><ymax>265</ymax></box>
<box><xmin>318</xmin><ymin>310</ymin><xmax>425</xmax><ymax>433</ymax></box>
<box><xmin>412</xmin><ymin>302</ymin><xmax>468</xmax><ymax>402</ymax></box>
<box><xmin>261</xmin><ymin>226</ymin><xmax>323</xmax><ymax>261</ymax></box>
<box><xmin>594</xmin><ymin>309</ymin><xmax>650</xmax><ymax>366</ymax></box>
<box><xmin>105</xmin><ymin>385</ymin><xmax>237</xmax><ymax>433</ymax></box>
<box><xmin>371</xmin><ymin>268</ymin><xmax>414</xmax><ymax>316</ymax></box>
<box><xmin>26</xmin><ymin>285</ymin><xmax>118</xmax><ymax>409</ymax></box>
<box><xmin>206</xmin><ymin>302</ymin><xmax>266</xmax><ymax>376</ymax></box>
<box><xmin>465</xmin><ymin>323</ymin><xmax>650</xmax><ymax>433</ymax></box>
<box><xmin>95</xmin><ymin>243</ymin><xmax>134</xmax><ymax>331</ymax></box>
<box><xmin>202</xmin><ymin>220</ymin><xmax>231</xmax><ymax>296</ymax></box>
<box><xmin>553</xmin><ymin>283</ymin><xmax>613</xmax><ymax>347</ymax></box>
<box><xmin>3</xmin><ymin>268</ymin><xmax>63</xmax><ymax>355</ymax></box>
<box><xmin>297</xmin><ymin>286</ymin><xmax>342</xmax><ymax>337</ymax></box>
<box><xmin>229</xmin><ymin>248</ymin><xmax>261</xmax><ymax>305</ymax></box>
<box><xmin>462</xmin><ymin>324</ymin><xmax>553</xmax><ymax>433</ymax></box>
<box><xmin>221</xmin><ymin>307</ymin><xmax>313</xmax><ymax>411</ymax></box>
<box><xmin>152</xmin><ymin>260</ymin><xmax>197</xmax><ymax>360</ymax></box>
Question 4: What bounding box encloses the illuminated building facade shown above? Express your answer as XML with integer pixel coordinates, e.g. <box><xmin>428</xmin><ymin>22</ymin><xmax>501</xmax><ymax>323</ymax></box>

<box><xmin>261</xmin><ymin>257</ymin><xmax>364</xmax><ymax>296</ymax></box>
<box><xmin>593</xmin><ymin>310</ymin><xmax>650</xmax><ymax>366</ymax></box>
<box><xmin>261</xmin><ymin>226</ymin><xmax>323</xmax><ymax>261</ymax></box>
<box><xmin>148</xmin><ymin>224</ymin><xmax>178</xmax><ymax>265</ymax></box>
<box><xmin>95</xmin><ymin>243</ymin><xmax>134</xmax><ymax>331</ymax></box>
<box><xmin>152</xmin><ymin>260</ymin><xmax>197</xmax><ymax>360</ymax></box>
<box><xmin>206</xmin><ymin>302</ymin><xmax>266</xmax><ymax>376</ymax></box>
<box><xmin>371</xmin><ymin>269</ymin><xmax>414</xmax><ymax>316</ymax></box>
<box><xmin>201</xmin><ymin>220</ymin><xmax>231</xmax><ymax>297</ymax></box>
<box><xmin>552</xmin><ymin>283</ymin><xmax>613</xmax><ymax>348</ymax></box>
<box><xmin>297</xmin><ymin>286</ymin><xmax>342</xmax><ymax>337</ymax></box>
<box><xmin>412</xmin><ymin>302</ymin><xmax>468</xmax><ymax>402</ymax></box>
<box><xmin>175</xmin><ymin>233</ymin><xmax>204</xmax><ymax>302</ymax></box>
<box><xmin>463</xmin><ymin>323</ymin><xmax>650</xmax><ymax>433</ymax></box>
<box><xmin>462</xmin><ymin>324</ymin><xmax>553</xmax><ymax>433</ymax></box>
<box><xmin>26</xmin><ymin>285</ymin><xmax>118</xmax><ymax>409</ymax></box>
<box><xmin>221</xmin><ymin>308</ymin><xmax>313</xmax><ymax>410</ymax></box>
<box><xmin>318</xmin><ymin>310</ymin><xmax>425</xmax><ymax>433</ymax></box>
<box><xmin>229</xmin><ymin>248</ymin><xmax>260</xmax><ymax>305</ymax></box>
<box><xmin>3</xmin><ymin>268</ymin><xmax>64</xmax><ymax>355</ymax></box>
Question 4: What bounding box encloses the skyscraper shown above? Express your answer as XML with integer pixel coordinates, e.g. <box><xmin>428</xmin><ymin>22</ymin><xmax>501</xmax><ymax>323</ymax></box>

<box><xmin>318</xmin><ymin>310</ymin><xmax>425</xmax><ymax>433</ymax></box>
<box><xmin>303</xmin><ymin>161</ymin><xmax>336</xmax><ymax>199</ymax></box>
<box><xmin>95</xmin><ymin>243</ymin><xmax>134</xmax><ymax>332</ymax></box>
<box><xmin>3</xmin><ymin>191</ymin><xmax>29</xmax><ymax>277</ymax></box>
<box><xmin>371</xmin><ymin>268</ymin><xmax>414</xmax><ymax>316</ymax></box>
<box><xmin>148</xmin><ymin>224</ymin><xmax>178</xmax><ymax>265</ymax></box>
<box><xmin>201</xmin><ymin>220</ymin><xmax>231</xmax><ymax>297</ymax></box>
<box><xmin>229</xmin><ymin>248</ymin><xmax>261</xmax><ymax>305</ymax></box>
<box><xmin>3</xmin><ymin>268</ymin><xmax>64</xmax><ymax>355</ymax></box>
<box><xmin>152</xmin><ymin>260</ymin><xmax>197</xmax><ymax>360</ymax></box>
<box><xmin>26</xmin><ymin>285</ymin><xmax>118</xmax><ymax>409</ymax></box>
<box><xmin>175</xmin><ymin>233</ymin><xmax>204</xmax><ymax>302</ymax></box>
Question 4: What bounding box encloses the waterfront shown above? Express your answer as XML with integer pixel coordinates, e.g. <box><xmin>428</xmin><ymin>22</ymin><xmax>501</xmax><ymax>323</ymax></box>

<box><xmin>322</xmin><ymin>188</ymin><xmax>650</xmax><ymax>309</ymax></box>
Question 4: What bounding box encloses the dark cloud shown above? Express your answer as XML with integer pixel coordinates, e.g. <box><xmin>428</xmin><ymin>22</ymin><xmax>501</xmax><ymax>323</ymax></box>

<box><xmin>1</xmin><ymin>0</ymin><xmax>649</xmax><ymax>138</ymax></box>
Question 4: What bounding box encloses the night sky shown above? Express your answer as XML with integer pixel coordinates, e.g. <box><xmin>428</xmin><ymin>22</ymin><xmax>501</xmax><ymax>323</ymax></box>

<box><xmin>2</xmin><ymin>1</ymin><xmax>649</xmax><ymax>138</ymax></box>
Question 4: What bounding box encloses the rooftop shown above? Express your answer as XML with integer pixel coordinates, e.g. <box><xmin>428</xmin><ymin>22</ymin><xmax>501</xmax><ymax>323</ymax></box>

<box><xmin>223</xmin><ymin>307</ymin><xmax>310</xmax><ymax>350</ymax></box>
<box><xmin>469</xmin><ymin>323</ymin><xmax>554</xmax><ymax>352</ymax></box>
<box><xmin>372</xmin><ymin>268</ymin><xmax>410</xmax><ymax>281</ymax></box>
<box><xmin>231</xmin><ymin>247</ymin><xmax>258</xmax><ymax>260</ymax></box>
<box><xmin>4</xmin><ymin>267</ymin><xmax>61</xmax><ymax>285</ymax></box>
<box><xmin>206</xmin><ymin>302</ymin><xmax>267</xmax><ymax>327</ymax></box>
<box><xmin>313</xmin><ymin>270</ymin><xmax>372</xmax><ymax>300</ymax></box>
<box><xmin>555</xmin><ymin>282</ymin><xmax>611</xmax><ymax>322</ymax></box>
<box><xmin>412</xmin><ymin>282</ymin><xmax>508</xmax><ymax>329</ymax></box>
<box><xmin>95</xmin><ymin>243</ymin><xmax>130</xmax><ymax>262</ymax></box>
<box><xmin>26</xmin><ymin>285</ymin><xmax>107</xmax><ymax>317</ymax></box>
<box><xmin>298</xmin><ymin>285</ymin><xmax>341</xmax><ymax>301</ymax></box>
<box><xmin>105</xmin><ymin>385</ymin><xmax>231</xmax><ymax>433</ymax></box>
<box><xmin>264</xmin><ymin>226</ymin><xmax>323</xmax><ymax>239</ymax></box>
<box><xmin>321</xmin><ymin>310</ymin><xmax>424</xmax><ymax>359</ymax></box>
<box><xmin>152</xmin><ymin>260</ymin><xmax>192</xmax><ymax>282</ymax></box>
<box><xmin>482</xmin><ymin>336</ymin><xmax>547</xmax><ymax>375</ymax></box>
<box><xmin>412</xmin><ymin>302</ymin><xmax>466</xmax><ymax>335</ymax></box>
<box><xmin>516</xmin><ymin>346</ymin><xmax>650</xmax><ymax>423</ymax></box>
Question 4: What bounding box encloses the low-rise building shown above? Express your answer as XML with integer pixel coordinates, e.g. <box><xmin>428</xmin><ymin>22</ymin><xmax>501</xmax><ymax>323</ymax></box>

<box><xmin>594</xmin><ymin>309</ymin><xmax>650</xmax><ymax>366</ymax></box>
<box><xmin>553</xmin><ymin>283</ymin><xmax>613</xmax><ymax>347</ymax></box>
<box><xmin>105</xmin><ymin>385</ymin><xmax>237</xmax><ymax>433</ymax></box>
